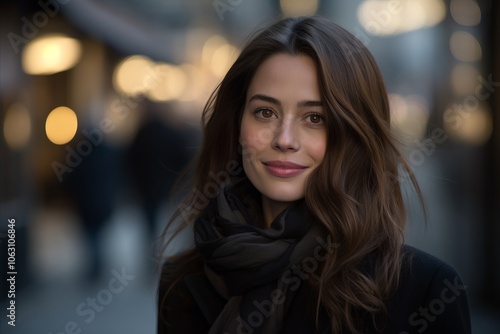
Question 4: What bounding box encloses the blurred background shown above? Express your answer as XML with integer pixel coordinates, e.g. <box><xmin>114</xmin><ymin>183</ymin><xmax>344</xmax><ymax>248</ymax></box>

<box><xmin>0</xmin><ymin>0</ymin><xmax>499</xmax><ymax>333</ymax></box>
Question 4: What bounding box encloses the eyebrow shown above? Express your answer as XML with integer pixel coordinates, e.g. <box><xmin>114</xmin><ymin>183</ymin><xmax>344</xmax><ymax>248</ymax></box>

<box><xmin>248</xmin><ymin>94</ymin><xmax>323</xmax><ymax>108</ymax></box>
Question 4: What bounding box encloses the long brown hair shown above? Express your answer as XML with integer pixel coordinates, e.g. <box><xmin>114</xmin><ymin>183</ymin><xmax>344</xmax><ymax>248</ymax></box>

<box><xmin>159</xmin><ymin>16</ymin><xmax>424</xmax><ymax>333</ymax></box>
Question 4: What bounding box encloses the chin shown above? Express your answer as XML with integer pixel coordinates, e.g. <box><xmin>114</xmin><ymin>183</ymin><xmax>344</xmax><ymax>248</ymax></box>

<box><xmin>257</xmin><ymin>180</ymin><xmax>306</xmax><ymax>203</ymax></box>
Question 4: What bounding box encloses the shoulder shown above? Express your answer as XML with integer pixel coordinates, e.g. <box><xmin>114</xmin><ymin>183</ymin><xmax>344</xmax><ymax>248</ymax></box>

<box><xmin>400</xmin><ymin>245</ymin><xmax>461</xmax><ymax>286</ymax></box>
<box><xmin>384</xmin><ymin>245</ymin><xmax>471</xmax><ymax>334</ymax></box>
<box><xmin>157</xmin><ymin>255</ymin><xmax>210</xmax><ymax>334</ymax></box>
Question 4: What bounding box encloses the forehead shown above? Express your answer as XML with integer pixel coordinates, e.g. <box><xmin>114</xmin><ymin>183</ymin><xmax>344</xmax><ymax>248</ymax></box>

<box><xmin>246</xmin><ymin>53</ymin><xmax>321</xmax><ymax>102</ymax></box>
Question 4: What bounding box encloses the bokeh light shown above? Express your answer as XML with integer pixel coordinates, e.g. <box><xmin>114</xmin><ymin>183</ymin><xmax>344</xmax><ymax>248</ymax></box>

<box><xmin>146</xmin><ymin>63</ymin><xmax>187</xmax><ymax>102</ymax></box>
<box><xmin>211</xmin><ymin>43</ymin><xmax>239</xmax><ymax>78</ymax></box>
<box><xmin>200</xmin><ymin>35</ymin><xmax>239</xmax><ymax>78</ymax></box>
<box><xmin>178</xmin><ymin>63</ymin><xmax>207</xmax><ymax>102</ymax></box>
<box><xmin>113</xmin><ymin>55</ymin><xmax>156</xmax><ymax>96</ymax></box>
<box><xmin>357</xmin><ymin>0</ymin><xmax>446</xmax><ymax>36</ymax></box>
<box><xmin>45</xmin><ymin>106</ymin><xmax>78</xmax><ymax>145</ymax></box>
<box><xmin>202</xmin><ymin>35</ymin><xmax>228</xmax><ymax>67</ymax></box>
<box><xmin>450</xmin><ymin>0</ymin><xmax>481</xmax><ymax>26</ymax></box>
<box><xmin>280</xmin><ymin>0</ymin><xmax>319</xmax><ymax>16</ymax></box>
<box><xmin>22</xmin><ymin>34</ymin><xmax>82</xmax><ymax>75</ymax></box>
<box><xmin>389</xmin><ymin>93</ymin><xmax>430</xmax><ymax>140</ymax></box>
<box><xmin>443</xmin><ymin>102</ymin><xmax>492</xmax><ymax>145</ymax></box>
<box><xmin>3</xmin><ymin>103</ymin><xmax>31</xmax><ymax>150</ymax></box>
<box><xmin>450</xmin><ymin>31</ymin><xmax>482</xmax><ymax>62</ymax></box>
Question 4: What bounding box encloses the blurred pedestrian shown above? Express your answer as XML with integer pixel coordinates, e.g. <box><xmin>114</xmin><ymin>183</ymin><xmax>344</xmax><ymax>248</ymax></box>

<box><xmin>128</xmin><ymin>101</ymin><xmax>198</xmax><ymax>268</ymax></box>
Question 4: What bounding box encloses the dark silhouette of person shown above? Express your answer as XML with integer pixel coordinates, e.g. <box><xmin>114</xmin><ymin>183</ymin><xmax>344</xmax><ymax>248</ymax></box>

<box><xmin>127</xmin><ymin>101</ymin><xmax>198</xmax><ymax>263</ymax></box>
<box><xmin>63</xmin><ymin>128</ymin><xmax>124</xmax><ymax>280</ymax></box>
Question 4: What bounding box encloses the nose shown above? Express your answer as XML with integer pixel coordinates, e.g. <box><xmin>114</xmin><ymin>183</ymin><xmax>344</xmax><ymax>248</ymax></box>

<box><xmin>272</xmin><ymin>118</ymin><xmax>299</xmax><ymax>152</ymax></box>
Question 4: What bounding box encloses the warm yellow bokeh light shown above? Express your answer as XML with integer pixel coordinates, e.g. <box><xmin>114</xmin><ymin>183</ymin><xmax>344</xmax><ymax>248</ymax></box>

<box><xmin>3</xmin><ymin>103</ymin><xmax>31</xmax><ymax>150</ymax></box>
<box><xmin>451</xmin><ymin>0</ymin><xmax>481</xmax><ymax>26</ymax></box>
<box><xmin>211</xmin><ymin>44</ymin><xmax>239</xmax><ymax>78</ymax></box>
<box><xmin>22</xmin><ymin>34</ymin><xmax>82</xmax><ymax>75</ymax></box>
<box><xmin>146</xmin><ymin>63</ymin><xmax>188</xmax><ymax>101</ymax></box>
<box><xmin>113</xmin><ymin>55</ymin><xmax>156</xmax><ymax>96</ymax></box>
<box><xmin>280</xmin><ymin>0</ymin><xmax>319</xmax><ymax>16</ymax></box>
<box><xmin>45</xmin><ymin>106</ymin><xmax>78</xmax><ymax>145</ymax></box>
<box><xmin>202</xmin><ymin>35</ymin><xmax>228</xmax><ymax>67</ymax></box>
<box><xmin>200</xmin><ymin>35</ymin><xmax>239</xmax><ymax>78</ymax></box>
<box><xmin>178</xmin><ymin>64</ymin><xmax>207</xmax><ymax>102</ymax></box>
<box><xmin>450</xmin><ymin>31</ymin><xmax>482</xmax><ymax>62</ymax></box>
<box><xmin>444</xmin><ymin>103</ymin><xmax>492</xmax><ymax>145</ymax></box>
<box><xmin>421</xmin><ymin>0</ymin><xmax>447</xmax><ymax>27</ymax></box>
<box><xmin>357</xmin><ymin>0</ymin><xmax>446</xmax><ymax>36</ymax></box>
<box><xmin>389</xmin><ymin>94</ymin><xmax>430</xmax><ymax>140</ymax></box>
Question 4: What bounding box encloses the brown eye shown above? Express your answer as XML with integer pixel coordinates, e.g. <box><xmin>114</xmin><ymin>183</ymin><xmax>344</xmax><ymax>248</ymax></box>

<box><xmin>307</xmin><ymin>113</ymin><xmax>324</xmax><ymax>124</ymax></box>
<box><xmin>256</xmin><ymin>108</ymin><xmax>275</xmax><ymax>118</ymax></box>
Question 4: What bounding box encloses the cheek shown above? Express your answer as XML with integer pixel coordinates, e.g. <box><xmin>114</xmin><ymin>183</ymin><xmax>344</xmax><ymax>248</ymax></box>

<box><xmin>309</xmin><ymin>135</ymin><xmax>327</xmax><ymax>164</ymax></box>
<box><xmin>240</xmin><ymin>118</ymin><xmax>274</xmax><ymax>152</ymax></box>
<box><xmin>240</xmin><ymin>118</ymin><xmax>259</xmax><ymax>162</ymax></box>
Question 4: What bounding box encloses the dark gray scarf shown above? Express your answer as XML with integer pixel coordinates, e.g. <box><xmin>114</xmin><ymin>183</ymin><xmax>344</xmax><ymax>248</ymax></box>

<box><xmin>194</xmin><ymin>178</ymin><xmax>327</xmax><ymax>334</ymax></box>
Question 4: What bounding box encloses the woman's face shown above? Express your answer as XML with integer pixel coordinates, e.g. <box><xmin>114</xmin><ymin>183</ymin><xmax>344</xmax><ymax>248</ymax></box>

<box><xmin>240</xmin><ymin>53</ymin><xmax>327</xmax><ymax>218</ymax></box>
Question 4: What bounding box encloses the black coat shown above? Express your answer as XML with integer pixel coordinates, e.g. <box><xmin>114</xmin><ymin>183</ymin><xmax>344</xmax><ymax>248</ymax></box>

<box><xmin>157</xmin><ymin>245</ymin><xmax>471</xmax><ymax>333</ymax></box>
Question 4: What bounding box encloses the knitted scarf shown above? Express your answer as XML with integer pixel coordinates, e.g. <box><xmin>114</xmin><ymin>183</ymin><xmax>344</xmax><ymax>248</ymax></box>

<box><xmin>194</xmin><ymin>177</ymin><xmax>328</xmax><ymax>334</ymax></box>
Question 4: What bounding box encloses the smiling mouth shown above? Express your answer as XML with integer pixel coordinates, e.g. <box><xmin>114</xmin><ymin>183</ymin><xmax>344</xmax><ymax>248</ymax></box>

<box><xmin>262</xmin><ymin>161</ymin><xmax>308</xmax><ymax>178</ymax></box>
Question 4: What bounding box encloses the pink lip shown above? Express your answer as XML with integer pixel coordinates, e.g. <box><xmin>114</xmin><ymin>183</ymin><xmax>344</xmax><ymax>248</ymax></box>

<box><xmin>263</xmin><ymin>160</ymin><xmax>308</xmax><ymax>178</ymax></box>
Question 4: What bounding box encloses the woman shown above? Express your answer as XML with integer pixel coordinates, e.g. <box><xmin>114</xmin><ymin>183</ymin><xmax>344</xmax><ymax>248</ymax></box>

<box><xmin>157</xmin><ymin>16</ymin><xmax>471</xmax><ymax>333</ymax></box>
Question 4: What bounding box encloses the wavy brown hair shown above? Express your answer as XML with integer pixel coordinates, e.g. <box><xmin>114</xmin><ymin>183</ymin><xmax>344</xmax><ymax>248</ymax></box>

<box><xmin>159</xmin><ymin>16</ymin><xmax>424</xmax><ymax>333</ymax></box>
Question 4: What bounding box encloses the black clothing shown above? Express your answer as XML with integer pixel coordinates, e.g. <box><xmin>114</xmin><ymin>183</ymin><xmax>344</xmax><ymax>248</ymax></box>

<box><xmin>158</xmin><ymin>246</ymin><xmax>471</xmax><ymax>333</ymax></box>
<box><xmin>192</xmin><ymin>177</ymin><xmax>328</xmax><ymax>333</ymax></box>
<box><xmin>157</xmin><ymin>179</ymin><xmax>471</xmax><ymax>333</ymax></box>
